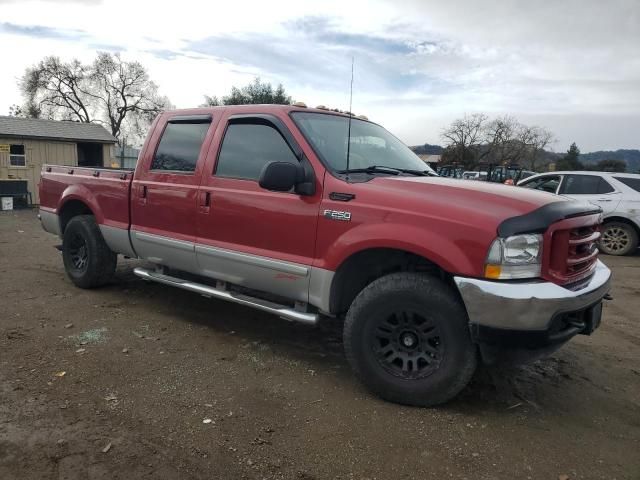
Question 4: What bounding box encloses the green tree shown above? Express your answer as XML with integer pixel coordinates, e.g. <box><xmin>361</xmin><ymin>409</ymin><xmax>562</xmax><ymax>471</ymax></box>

<box><xmin>202</xmin><ymin>77</ymin><xmax>292</xmax><ymax>106</ymax></box>
<box><xmin>595</xmin><ymin>158</ymin><xmax>626</xmax><ymax>172</ymax></box>
<box><xmin>556</xmin><ymin>142</ymin><xmax>583</xmax><ymax>170</ymax></box>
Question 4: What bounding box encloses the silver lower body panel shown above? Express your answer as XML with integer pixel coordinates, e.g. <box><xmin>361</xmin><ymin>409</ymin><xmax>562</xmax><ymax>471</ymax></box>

<box><xmin>100</xmin><ymin>224</ymin><xmax>136</xmax><ymax>257</ymax></box>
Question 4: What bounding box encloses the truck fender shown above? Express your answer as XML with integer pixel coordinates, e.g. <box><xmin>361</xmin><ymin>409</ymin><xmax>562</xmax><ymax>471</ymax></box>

<box><xmin>319</xmin><ymin>223</ymin><xmax>480</xmax><ymax>277</ymax></box>
<box><xmin>57</xmin><ymin>184</ymin><xmax>106</xmax><ymax>226</ymax></box>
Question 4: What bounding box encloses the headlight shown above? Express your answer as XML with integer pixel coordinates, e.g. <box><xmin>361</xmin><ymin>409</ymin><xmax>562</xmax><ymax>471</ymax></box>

<box><xmin>484</xmin><ymin>234</ymin><xmax>543</xmax><ymax>280</ymax></box>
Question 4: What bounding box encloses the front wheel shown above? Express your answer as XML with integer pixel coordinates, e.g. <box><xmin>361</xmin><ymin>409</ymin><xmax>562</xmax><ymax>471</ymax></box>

<box><xmin>62</xmin><ymin>215</ymin><xmax>117</xmax><ymax>288</ymax></box>
<box><xmin>599</xmin><ymin>221</ymin><xmax>639</xmax><ymax>256</ymax></box>
<box><xmin>343</xmin><ymin>272</ymin><xmax>477</xmax><ymax>407</ymax></box>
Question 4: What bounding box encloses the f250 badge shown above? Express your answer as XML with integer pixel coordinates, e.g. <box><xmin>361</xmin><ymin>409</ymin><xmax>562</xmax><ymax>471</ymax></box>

<box><xmin>323</xmin><ymin>209</ymin><xmax>352</xmax><ymax>222</ymax></box>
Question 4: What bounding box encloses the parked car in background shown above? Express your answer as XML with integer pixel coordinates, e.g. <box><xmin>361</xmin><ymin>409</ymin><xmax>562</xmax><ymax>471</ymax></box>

<box><xmin>462</xmin><ymin>171</ymin><xmax>487</xmax><ymax>180</ymax></box>
<box><xmin>436</xmin><ymin>164</ymin><xmax>464</xmax><ymax>178</ymax></box>
<box><xmin>519</xmin><ymin>171</ymin><xmax>640</xmax><ymax>255</ymax></box>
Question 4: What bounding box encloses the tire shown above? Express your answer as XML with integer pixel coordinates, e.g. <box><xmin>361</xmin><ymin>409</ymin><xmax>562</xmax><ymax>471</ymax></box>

<box><xmin>343</xmin><ymin>272</ymin><xmax>477</xmax><ymax>407</ymax></box>
<box><xmin>599</xmin><ymin>221</ymin><xmax>639</xmax><ymax>256</ymax></box>
<box><xmin>62</xmin><ymin>215</ymin><xmax>117</xmax><ymax>288</ymax></box>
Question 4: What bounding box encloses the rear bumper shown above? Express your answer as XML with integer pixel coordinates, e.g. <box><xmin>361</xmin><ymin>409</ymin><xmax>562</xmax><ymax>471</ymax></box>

<box><xmin>39</xmin><ymin>208</ymin><xmax>61</xmax><ymax>237</ymax></box>
<box><xmin>454</xmin><ymin>260</ymin><xmax>611</xmax><ymax>362</ymax></box>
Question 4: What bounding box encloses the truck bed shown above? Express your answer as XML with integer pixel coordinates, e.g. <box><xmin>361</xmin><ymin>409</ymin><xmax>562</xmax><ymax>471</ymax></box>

<box><xmin>39</xmin><ymin>165</ymin><xmax>134</xmax><ymax>233</ymax></box>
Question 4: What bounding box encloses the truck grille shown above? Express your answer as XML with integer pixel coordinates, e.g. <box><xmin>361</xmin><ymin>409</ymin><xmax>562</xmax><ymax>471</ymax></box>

<box><xmin>546</xmin><ymin>221</ymin><xmax>600</xmax><ymax>289</ymax></box>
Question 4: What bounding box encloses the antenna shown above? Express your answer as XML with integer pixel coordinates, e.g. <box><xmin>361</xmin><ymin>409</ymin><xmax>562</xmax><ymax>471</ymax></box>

<box><xmin>345</xmin><ymin>57</ymin><xmax>354</xmax><ymax>174</ymax></box>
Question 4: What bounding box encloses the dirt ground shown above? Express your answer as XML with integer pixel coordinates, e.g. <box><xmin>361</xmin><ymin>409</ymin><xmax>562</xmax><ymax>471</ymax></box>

<box><xmin>0</xmin><ymin>209</ymin><xmax>639</xmax><ymax>480</ymax></box>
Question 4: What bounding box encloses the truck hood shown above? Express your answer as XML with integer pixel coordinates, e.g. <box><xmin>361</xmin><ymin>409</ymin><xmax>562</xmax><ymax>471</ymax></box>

<box><xmin>366</xmin><ymin>176</ymin><xmax>573</xmax><ymax>232</ymax></box>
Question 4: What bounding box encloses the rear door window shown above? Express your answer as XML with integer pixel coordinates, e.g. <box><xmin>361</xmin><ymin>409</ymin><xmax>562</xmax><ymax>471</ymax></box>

<box><xmin>151</xmin><ymin>122</ymin><xmax>210</xmax><ymax>172</ymax></box>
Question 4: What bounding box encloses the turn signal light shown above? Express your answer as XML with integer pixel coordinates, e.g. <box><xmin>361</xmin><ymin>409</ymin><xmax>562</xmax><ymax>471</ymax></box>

<box><xmin>484</xmin><ymin>264</ymin><xmax>502</xmax><ymax>279</ymax></box>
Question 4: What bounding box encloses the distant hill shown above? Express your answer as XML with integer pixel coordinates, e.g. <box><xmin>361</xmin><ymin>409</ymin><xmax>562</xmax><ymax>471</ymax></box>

<box><xmin>580</xmin><ymin>149</ymin><xmax>640</xmax><ymax>173</ymax></box>
<box><xmin>410</xmin><ymin>143</ymin><xmax>443</xmax><ymax>155</ymax></box>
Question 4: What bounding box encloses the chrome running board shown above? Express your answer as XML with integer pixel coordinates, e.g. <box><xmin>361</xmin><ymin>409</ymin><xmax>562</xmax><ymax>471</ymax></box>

<box><xmin>133</xmin><ymin>267</ymin><xmax>318</xmax><ymax>325</ymax></box>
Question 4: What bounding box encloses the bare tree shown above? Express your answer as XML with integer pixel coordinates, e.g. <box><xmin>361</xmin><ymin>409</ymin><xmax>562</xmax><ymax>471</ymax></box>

<box><xmin>91</xmin><ymin>53</ymin><xmax>171</xmax><ymax>142</ymax></box>
<box><xmin>440</xmin><ymin>113</ymin><xmax>487</xmax><ymax>166</ymax></box>
<box><xmin>21</xmin><ymin>56</ymin><xmax>93</xmax><ymax>122</ymax></box>
<box><xmin>481</xmin><ymin>117</ymin><xmax>554</xmax><ymax>169</ymax></box>
<box><xmin>522</xmin><ymin>126</ymin><xmax>554</xmax><ymax>170</ymax></box>
<box><xmin>442</xmin><ymin>113</ymin><xmax>556</xmax><ymax>171</ymax></box>
<box><xmin>481</xmin><ymin>115</ymin><xmax>520</xmax><ymax>164</ymax></box>
<box><xmin>8</xmin><ymin>104</ymin><xmax>40</xmax><ymax>118</ymax></box>
<box><xmin>19</xmin><ymin>53</ymin><xmax>171</xmax><ymax>144</ymax></box>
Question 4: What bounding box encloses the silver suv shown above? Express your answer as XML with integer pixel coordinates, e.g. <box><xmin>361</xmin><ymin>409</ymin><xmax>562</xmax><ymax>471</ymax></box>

<box><xmin>518</xmin><ymin>171</ymin><xmax>640</xmax><ymax>255</ymax></box>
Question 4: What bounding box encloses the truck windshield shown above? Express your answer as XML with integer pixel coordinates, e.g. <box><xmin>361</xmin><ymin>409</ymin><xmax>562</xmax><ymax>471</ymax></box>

<box><xmin>291</xmin><ymin>112</ymin><xmax>435</xmax><ymax>175</ymax></box>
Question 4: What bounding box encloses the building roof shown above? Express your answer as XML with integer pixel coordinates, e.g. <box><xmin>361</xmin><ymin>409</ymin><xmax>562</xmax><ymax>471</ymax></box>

<box><xmin>418</xmin><ymin>154</ymin><xmax>442</xmax><ymax>163</ymax></box>
<box><xmin>0</xmin><ymin>116</ymin><xmax>116</xmax><ymax>143</ymax></box>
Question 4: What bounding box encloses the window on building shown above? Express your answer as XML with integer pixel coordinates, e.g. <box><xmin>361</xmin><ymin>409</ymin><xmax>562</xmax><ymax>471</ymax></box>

<box><xmin>150</xmin><ymin>122</ymin><xmax>210</xmax><ymax>172</ymax></box>
<box><xmin>9</xmin><ymin>144</ymin><xmax>26</xmax><ymax>167</ymax></box>
<box><xmin>215</xmin><ymin>123</ymin><xmax>299</xmax><ymax>181</ymax></box>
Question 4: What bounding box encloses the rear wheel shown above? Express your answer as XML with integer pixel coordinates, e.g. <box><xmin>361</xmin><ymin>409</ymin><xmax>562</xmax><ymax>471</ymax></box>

<box><xmin>599</xmin><ymin>221</ymin><xmax>638</xmax><ymax>256</ymax></box>
<box><xmin>343</xmin><ymin>272</ymin><xmax>477</xmax><ymax>407</ymax></box>
<box><xmin>62</xmin><ymin>215</ymin><xmax>116</xmax><ymax>288</ymax></box>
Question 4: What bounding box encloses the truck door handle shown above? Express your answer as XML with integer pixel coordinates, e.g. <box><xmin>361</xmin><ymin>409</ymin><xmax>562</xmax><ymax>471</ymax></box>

<box><xmin>597</xmin><ymin>198</ymin><xmax>612</xmax><ymax>202</ymax></box>
<box><xmin>200</xmin><ymin>191</ymin><xmax>211</xmax><ymax>207</ymax></box>
<box><xmin>141</xmin><ymin>185</ymin><xmax>147</xmax><ymax>198</ymax></box>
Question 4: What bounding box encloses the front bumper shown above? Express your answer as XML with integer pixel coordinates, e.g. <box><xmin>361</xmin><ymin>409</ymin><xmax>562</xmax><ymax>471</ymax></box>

<box><xmin>454</xmin><ymin>260</ymin><xmax>611</xmax><ymax>362</ymax></box>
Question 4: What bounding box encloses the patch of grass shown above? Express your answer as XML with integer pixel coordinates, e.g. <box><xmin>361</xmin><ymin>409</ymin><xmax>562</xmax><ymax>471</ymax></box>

<box><xmin>68</xmin><ymin>327</ymin><xmax>108</xmax><ymax>345</ymax></box>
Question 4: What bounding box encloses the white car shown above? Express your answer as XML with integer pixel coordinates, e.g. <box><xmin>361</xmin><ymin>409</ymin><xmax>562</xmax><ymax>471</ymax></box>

<box><xmin>518</xmin><ymin>171</ymin><xmax>640</xmax><ymax>256</ymax></box>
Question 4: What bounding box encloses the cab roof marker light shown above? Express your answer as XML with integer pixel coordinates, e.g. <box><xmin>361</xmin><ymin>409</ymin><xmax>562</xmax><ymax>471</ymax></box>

<box><xmin>293</xmin><ymin>102</ymin><xmax>307</xmax><ymax>108</ymax></box>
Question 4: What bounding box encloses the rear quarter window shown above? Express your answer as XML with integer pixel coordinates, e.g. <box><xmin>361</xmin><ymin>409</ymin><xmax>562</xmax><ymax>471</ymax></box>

<box><xmin>562</xmin><ymin>175</ymin><xmax>614</xmax><ymax>195</ymax></box>
<box><xmin>614</xmin><ymin>176</ymin><xmax>640</xmax><ymax>192</ymax></box>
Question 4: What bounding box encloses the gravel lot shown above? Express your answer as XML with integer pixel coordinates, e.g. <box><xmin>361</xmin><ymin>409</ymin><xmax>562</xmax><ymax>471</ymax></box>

<box><xmin>1</xmin><ymin>209</ymin><xmax>639</xmax><ymax>480</ymax></box>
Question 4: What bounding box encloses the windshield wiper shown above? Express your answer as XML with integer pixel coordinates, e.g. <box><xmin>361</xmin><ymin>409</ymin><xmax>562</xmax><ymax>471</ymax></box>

<box><xmin>395</xmin><ymin>168</ymin><xmax>438</xmax><ymax>177</ymax></box>
<box><xmin>338</xmin><ymin>165</ymin><xmax>401</xmax><ymax>175</ymax></box>
<box><xmin>338</xmin><ymin>165</ymin><xmax>438</xmax><ymax>177</ymax></box>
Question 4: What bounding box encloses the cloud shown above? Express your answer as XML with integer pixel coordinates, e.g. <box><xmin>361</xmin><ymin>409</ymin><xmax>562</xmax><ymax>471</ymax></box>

<box><xmin>0</xmin><ymin>0</ymin><xmax>101</xmax><ymax>3</ymax></box>
<box><xmin>0</xmin><ymin>0</ymin><xmax>638</xmax><ymax>151</ymax></box>
<box><xmin>89</xmin><ymin>43</ymin><xmax>125</xmax><ymax>53</ymax></box>
<box><xmin>173</xmin><ymin>16</ymin><xmax>454</xmax><ymax>98</ymax></box>
<box><xmin>0</xmin><ymin>22</ymin><xmax>87</xmax><ymax>40</ymax></box>
<box><xmin>288</xmin><ymin>16</ymin><xmax>418</xmax><ymax>55</ymax></box>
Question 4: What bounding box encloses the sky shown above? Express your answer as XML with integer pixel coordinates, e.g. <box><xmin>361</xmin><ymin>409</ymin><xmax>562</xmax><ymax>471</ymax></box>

<box><xmin>0</xmin><ymin>0</ymin><xmax>638</xmax><ymax>152</ymax></box>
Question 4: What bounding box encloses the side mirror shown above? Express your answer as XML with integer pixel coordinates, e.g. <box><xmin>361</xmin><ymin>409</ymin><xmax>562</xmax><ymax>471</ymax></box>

<box><xmin>258</xmin><ymin>162</ymin><xmax>300</xmax><ymax>192</ymax></box>
<box><xmin>259</xmin><ymin>161</ymin><xmax>316</xmax><ymax>195</ymax></box>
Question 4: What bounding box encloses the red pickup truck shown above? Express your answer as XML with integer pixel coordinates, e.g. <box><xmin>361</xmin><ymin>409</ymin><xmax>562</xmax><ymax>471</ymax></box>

<box><xmin>39</xmin><ymin>104</ymin><xmax>611</xmax><ymax>406</ymax></box>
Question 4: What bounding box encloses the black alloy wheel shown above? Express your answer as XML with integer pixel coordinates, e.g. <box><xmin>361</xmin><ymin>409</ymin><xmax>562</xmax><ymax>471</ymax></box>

<box><xmin>62</xmin><ymin>215</ymin><xmax>117</xmax><ymax>288</ymax></box>
<box><xmin>372</xmin><ymin>310</ymin><xmax>443</xmax><ymax>380</ymax></box>
<box><xmin>343</xmin><ymin>272</ymin><xmax>477</xmax><ymax>407</ymax></box>
<box><xmin>67</xmin><ymin>232</ymin><xmax>89</xmax><ymax>272</ymax></box>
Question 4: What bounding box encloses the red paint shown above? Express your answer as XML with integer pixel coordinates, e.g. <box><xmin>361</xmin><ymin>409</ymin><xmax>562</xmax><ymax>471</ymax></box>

<box><xmin>39</xmin><ymin>105</ymin><xmax>598</xmax><ymax>283</ymax></box>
